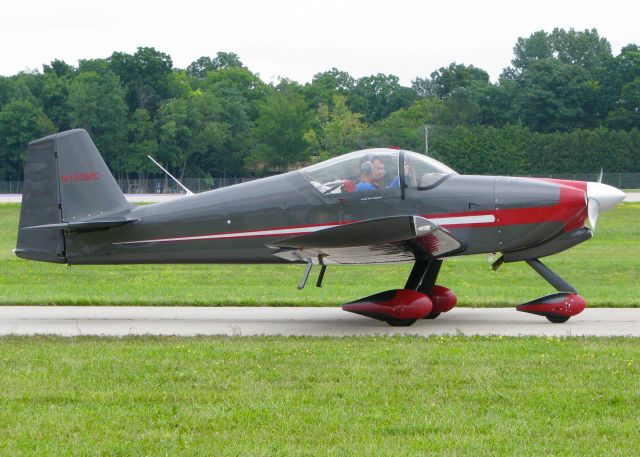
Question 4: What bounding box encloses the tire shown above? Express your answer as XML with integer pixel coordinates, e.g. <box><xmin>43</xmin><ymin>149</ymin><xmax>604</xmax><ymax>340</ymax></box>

<box><xmin>386</xmin><ymin>319</ymin><xmax>418</xmax><ymax>327</ymax></box>
<box><xmin>546</xmin><ymin>315</ymin><xmax>570</xmax><ymax>324</ymax></box>
<box><xmin>424</xmin><ymin>312</ymin><xmax>441</xmax><ymax>320</ymax></box>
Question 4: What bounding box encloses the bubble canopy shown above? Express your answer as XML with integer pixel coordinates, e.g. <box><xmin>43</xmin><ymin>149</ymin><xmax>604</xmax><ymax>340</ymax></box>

<box><xmin>301</xmin><ymin>148</ymin><xmax>456</xmax><ymax>194</ymax></box>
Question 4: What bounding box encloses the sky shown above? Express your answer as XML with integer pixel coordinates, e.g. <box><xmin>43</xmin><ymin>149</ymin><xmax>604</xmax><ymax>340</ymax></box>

<box><xmin>1</xmin><ymin>0</ymin><xmax>638</xmax><ymax>85</ymax></box>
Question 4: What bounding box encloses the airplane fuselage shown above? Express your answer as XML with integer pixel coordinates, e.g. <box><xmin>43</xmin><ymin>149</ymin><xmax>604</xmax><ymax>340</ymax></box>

<box><xmin>63</xmin><ymin>172</ymin><xmax>586</xmax><ymax>265</ymax></box>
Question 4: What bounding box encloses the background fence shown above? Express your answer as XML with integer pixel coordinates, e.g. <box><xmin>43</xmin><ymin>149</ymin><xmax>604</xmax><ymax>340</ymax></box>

<box><xmin>2</xmin><ymin>173</ymin><xmax>640</xmax><ymax>194</ymax></box>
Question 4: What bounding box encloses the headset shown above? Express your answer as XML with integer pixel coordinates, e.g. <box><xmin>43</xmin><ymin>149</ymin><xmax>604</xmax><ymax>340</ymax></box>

<box><xmin>361</xmin><ymin>160</ymin><xmax>373</xmax><ymax>174</ymax></box>
<box><xmin>361</xmin><ymin>155</ymin><xmax>377</xmax><ymax>174</ymax></box>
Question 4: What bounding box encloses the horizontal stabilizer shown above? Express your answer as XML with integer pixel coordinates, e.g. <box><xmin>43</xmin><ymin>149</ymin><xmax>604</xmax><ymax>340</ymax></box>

<box><xmin>270</xmin><ymin>215</ymin><xmax>463</xmax><ymax>265</ymax></box>
<box><xmin>23</xmin><ymin>219</ymin><xmax>137</xmax><ymax>232</ymax></box>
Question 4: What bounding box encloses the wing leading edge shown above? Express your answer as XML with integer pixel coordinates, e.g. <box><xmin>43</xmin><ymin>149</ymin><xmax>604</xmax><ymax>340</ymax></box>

<box><xmin>269</xmin><ymin>215</ymin><xmax>464</xmax><ymax>265</ymax></box>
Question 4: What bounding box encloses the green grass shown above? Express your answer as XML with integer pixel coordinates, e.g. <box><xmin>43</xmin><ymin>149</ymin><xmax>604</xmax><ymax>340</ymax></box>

<box><xmin>1</xmin><ymin>203</ymin><xmax>638</xmax><ymax>306</ymax></box>
<box><xmin>0</xmin><ymin>336</ymin><xmax>638</xmax><ymax>456</ymax></box>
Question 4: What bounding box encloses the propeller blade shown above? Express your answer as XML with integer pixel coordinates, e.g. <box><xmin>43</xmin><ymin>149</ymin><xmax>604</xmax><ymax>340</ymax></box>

<box><xmin>587</xmin><ymin>198</ymin><xmax>600</xmax><ymax>232</ymax></box>
<box><xmin>597</xmin><ymin>168</ymin><xmax>603</xmax><ymax>183</ymax></box>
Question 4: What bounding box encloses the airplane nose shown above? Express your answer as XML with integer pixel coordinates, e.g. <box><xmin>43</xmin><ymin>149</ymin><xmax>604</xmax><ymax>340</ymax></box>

<box><xmin>586</xmin><ymin>182</ymin><xmax>626</xmax><ymax>212</ymax></box>
<box><xmin>585</xmin><ymin>182</ymin><xmax>626</xmax><ymax>232</ymax></box>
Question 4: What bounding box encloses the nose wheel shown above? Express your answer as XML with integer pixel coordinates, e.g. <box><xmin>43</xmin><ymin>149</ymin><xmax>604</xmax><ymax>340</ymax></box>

<box><xmin>513</xmin><ymin>259</ymin><xmax>586</xmax><ymax>323</ymax></box>
<box><xmin>385</xmin><ymin>319</ymin><xmax>418</xmax><ymax>327</ymax></box>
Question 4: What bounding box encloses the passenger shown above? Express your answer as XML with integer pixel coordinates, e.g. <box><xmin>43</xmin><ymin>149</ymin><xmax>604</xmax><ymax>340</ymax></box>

<box><xmin>356</xmin><ymin>157</ymin><xmax>385</xmax><ymax>191</ymax></box>
<box><xmin>391</xmin><ymin>161</ymin><xmax>411</xmax><ymax>188</ymax></box>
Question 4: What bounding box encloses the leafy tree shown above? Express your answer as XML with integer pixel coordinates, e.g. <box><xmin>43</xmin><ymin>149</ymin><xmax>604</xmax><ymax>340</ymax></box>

<box><xmin>548</xmin><ymin>28</ymin><xmax>612</xmax><ymax>72</ymax></box>
<box><xmin>303</xmin><ymin>68</ymin><xmax>355</xmax><ymax>108</ymax></box>
<box><xmin>187</xmin><ymin>56</ymin><xmax>216</xmax><ymax>80</ymax></box>
<box><xmin>77</xmin><ymin>58</ymin><xmax>110</xmax><ymax>74</ymax></box>
<box><xmin>372</xmin><ymin>98</ymin><xmax>444</xmax><ymax>151</ymax></box>
<box><xmin>305</xmin><ymin>95</ymin><xmax>367</xmax><ymax>158</ymax></box>
<box><xmin>0</xmin><ymin>76</ymin><xmax>12</xmax><ymax>108</ymax></box>
<box><xmin>110</xmin><ymin>47</ymin><xmax>174</xmax><ymax>113</ymax></box>
<box><xmin>168</xmin><ymin>69</ymin><xmax>194</xmax><ymax>101</ymax></box>
<box><xmin>156</xmin><ymin>97</ymin><xmax>190</xmax><ymax>177</ymax></box>
<box><xmin>508</xmin><ymin>28</ymin><xmax>612</xmax><ymax>78</ymax></box>
<box><xmin>67</xmin><ymin>70</ymin><xmax>128</xmax><ymax>166</ymax></box>
<box><xmin>422</xmin><ymin>63</ymin><xmax>490</xmax><ymax>99</ymax></box>
<box><xmin>411</xmin><ymin>77</ymin><xmax>433</xmax><ymax>99</ymax></box>
<box><xmin>0</xmin><ymin>99</ymin><xmax>56</xmax><ymax>179</ymax></box>
<box><xmin>436</xmin><ymin>87</ymin><xmax>482</xmax><ymax>126</ymax></box>
<box><xmin>126</xmin><ymin>108</ymin><xmax>159</xmax><ymax>175</ymax></box>
<box><xmin>510</xmin><ymin>30</ymin><xmax>554</xmax><ymax>72</ymax></box>
<box><xmin>43</xmin><ymin>59</ymin><xmax>75</xmax><ymax>78</ymax></box>
<box><xmin>510</xmin><ymin>59</ymin><xmax>596</xmax><ymax>132</ymax></box>
<box><xmin>3</xmin><ymin>74</ymin><xmax>40</xmax><ymax>107</ymax></box>
<box><xmin>202</xmin><ymin>66</ymin><xmax>270</xmax><ymax>121</ymax></box>
<box><xmin>212</xmin><ymin>52</ymin><xmax>243</xmax><ymax>70</ymax></box>
<box><xmin>413</xmin><ymin>63</ymin><xmax>497</xmax><ymax>127</ymax></box>
<box><xmin>599</xmin><ymin>44</ymin><xmax>640</xmax><ymax>125</ymax></box>
<box><xmin>606</xmin><ymin>77</ymin><xmax>640</xmax><ymax>129</ymax></box>
<box><xmin>40</xmin><ymin>71</ymin><xmax>71</xmax><ymax>130</ymax></box>
<box><xmin>251</xmin><ymin>91</ymin><xmax>313</xmax><ymax>170</ymax></box>
<box><xmin>348</xmin><ymin>73</ymin><xmax>417</xmax><ymax>123</ymax></box>
<box><xmin>190</xmin><ymin>93</ymin><xmax>234</xmax><ymax>177</ymax></box>
<box><xmin>156</xmin><ymin>92</ymin><xmax>233</xmax><ymax>180</ymax></box>
<box><xmin>186</xmin><ymin>52</ymin><xmax>244</xmax><ymax>80</ymax></box>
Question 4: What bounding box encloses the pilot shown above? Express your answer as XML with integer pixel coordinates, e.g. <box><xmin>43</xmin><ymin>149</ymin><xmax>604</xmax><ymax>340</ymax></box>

<box><xmin>356</xmin><ymin>157</ymin><xmax>385</xmax><ymax>191</ymax></box>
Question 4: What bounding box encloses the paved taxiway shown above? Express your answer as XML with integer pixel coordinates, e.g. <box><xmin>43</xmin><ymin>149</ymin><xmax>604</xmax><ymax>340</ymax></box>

<box><xmin>1</xmin><ymin>307</ymin><xmax>639</xmax><ymax>337</ymax></box>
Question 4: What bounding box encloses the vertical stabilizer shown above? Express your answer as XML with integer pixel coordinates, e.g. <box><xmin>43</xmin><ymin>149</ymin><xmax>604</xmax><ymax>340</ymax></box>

<box><xmin>16</xmin><ymin>129</ymin><xmax>132</xmax><ymax>263</ymax></box>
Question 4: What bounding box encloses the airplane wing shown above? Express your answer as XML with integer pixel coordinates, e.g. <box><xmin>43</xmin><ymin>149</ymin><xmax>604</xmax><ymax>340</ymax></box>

<box><xmin>269</xmin><ymin>215</ymin><xmax>464</xmax><ymax>265</ymax></box>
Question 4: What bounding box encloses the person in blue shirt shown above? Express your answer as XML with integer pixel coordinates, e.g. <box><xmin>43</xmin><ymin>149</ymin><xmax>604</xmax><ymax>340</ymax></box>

<box><xmin>356</xmin><ymin>157</ymin><xmax>385</xmax><ymax>191</ymax></box>
<box><xmin>391</xmin><ymin>161</ymin><xmax>411</xmax><ymax>188</ymax></box>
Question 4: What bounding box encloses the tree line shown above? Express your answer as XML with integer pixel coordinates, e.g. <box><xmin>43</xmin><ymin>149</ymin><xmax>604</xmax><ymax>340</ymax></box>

<box><xmin>0</xmin><ymin>27</ymin><xmax>638</xmax><ymax>182</ymax></box>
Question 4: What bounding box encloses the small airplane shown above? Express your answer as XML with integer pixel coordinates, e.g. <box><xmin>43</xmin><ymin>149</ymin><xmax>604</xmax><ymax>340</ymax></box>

<box><xmin>16</xmin><ymin>129</ymin><xmax>626</xmax><ymax>326</ymax></box>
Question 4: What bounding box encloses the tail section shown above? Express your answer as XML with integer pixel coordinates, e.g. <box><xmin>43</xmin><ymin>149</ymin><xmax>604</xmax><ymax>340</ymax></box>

<box><xmin>16</xmin><ymin>129</ymin><xmax>132</xmax><ymax>263</ymax></box>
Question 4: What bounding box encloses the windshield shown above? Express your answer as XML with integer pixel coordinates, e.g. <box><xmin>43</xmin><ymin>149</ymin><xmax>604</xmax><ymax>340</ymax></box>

<box><xmin>302</xmin><ymin>149</ymin><xmax>400</xmax><ymax>194</ymax></box>
<box><xmin>403</xmin><ymin>151</ymin><xmax>456</xmax><ymax>188</ymax></box>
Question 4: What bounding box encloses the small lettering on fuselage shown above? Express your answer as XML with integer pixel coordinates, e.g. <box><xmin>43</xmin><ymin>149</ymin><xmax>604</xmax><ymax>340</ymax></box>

<box><xmin>359</xmin><ymin>196</ymin><xmax>383</xmax><ymax>201</ymax></box>
<box><xmin>60</xmin><ymin>172</ymin><xmax>100</xmax><ymax>183</ymax></box>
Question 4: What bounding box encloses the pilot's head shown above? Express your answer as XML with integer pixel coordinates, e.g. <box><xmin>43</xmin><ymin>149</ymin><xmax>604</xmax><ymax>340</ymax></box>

<box><xmin>371</xmin><ymin>158</ymin><xmax>385</xmax><ymax>183</ymax></box>
<box><xmin>361</xmin><ymin>156</ymin><xmax>385</xmax><ymax>183</ymax></box>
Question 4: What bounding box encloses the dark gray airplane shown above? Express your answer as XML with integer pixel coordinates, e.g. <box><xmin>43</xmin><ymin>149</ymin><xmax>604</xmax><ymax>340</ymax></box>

<box><xmin>15</xmin><ymin>129</ymin><xmax>626</xmax><ymax>325</ymax></box>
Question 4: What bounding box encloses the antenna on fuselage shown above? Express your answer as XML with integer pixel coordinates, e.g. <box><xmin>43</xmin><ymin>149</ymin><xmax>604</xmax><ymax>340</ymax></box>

<box><xmin>147</xmin><ymin>155</ymin><xmax>193</xmax><ymax>196</ymax></box>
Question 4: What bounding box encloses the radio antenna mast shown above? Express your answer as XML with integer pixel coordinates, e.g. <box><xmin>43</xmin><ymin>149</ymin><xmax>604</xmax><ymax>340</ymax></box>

<box><xmin>147</xmin><ymin>155</ymin><xmax>193</xmax><ymax>195</ymax></box>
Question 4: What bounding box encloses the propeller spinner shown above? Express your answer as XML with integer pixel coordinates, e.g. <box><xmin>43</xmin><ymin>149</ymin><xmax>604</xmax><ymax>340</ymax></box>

<box><xmin>586</xmin><ymin>181</ymin><xmax>626</xmax><ymax>231</ymax></box>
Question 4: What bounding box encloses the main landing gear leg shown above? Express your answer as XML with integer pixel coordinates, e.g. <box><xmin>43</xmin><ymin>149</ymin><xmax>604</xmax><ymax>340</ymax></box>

<box><xmin>405</xmin><ymin>258</ymin><xmax>442</xmax><ymax>294</ymax></box>
<box><xmin>517</xmin><ymin>258</ymin><xmax>586</xmax><ymax>323</ymax></box>
<box><xmin>405</xmin><ymin>258</ymin><xmax>457</xmax><ymax>320</ymax></box>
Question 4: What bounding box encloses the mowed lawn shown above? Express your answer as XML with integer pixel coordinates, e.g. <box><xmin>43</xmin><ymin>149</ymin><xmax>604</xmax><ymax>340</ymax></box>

<box><xmin>0</xmin><ymin>336</ymin><xmax>639</xmax><ymax>456</ymax></box>
<box><xmin>0</xmin><ymin>203</ymin><xmax>638</xmax><ymax>306</ymax></box>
